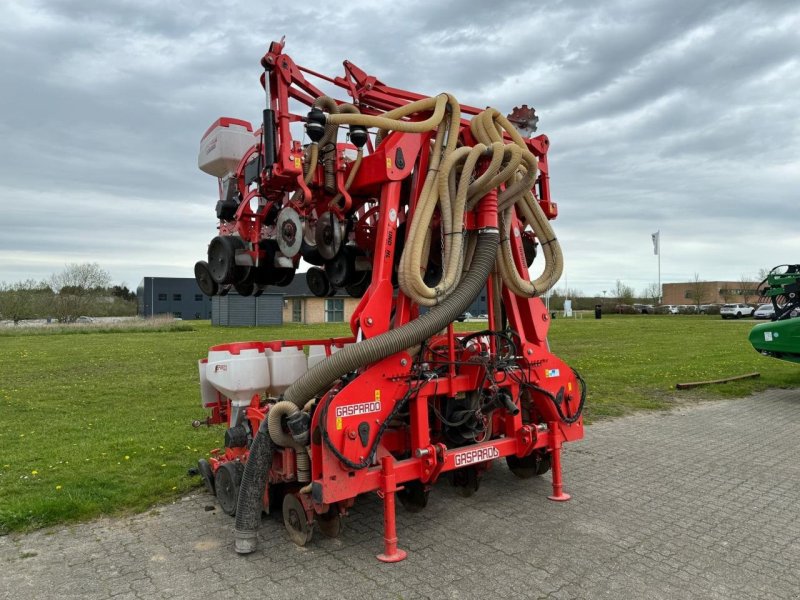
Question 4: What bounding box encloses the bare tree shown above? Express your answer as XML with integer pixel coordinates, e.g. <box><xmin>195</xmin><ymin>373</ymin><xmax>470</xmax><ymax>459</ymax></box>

<box><xmin>49</xmin><ymin>263</ymin><xmax>112</xmax><ymax>322</ymax></box>
<box><xmin>0</xmin><ymin>280</ymin><xmax>44</xmax><ymax>324</ymax></box>
<box><xmin>642</xmin><ymin>282</ymin><xmax>661</xmax><ymax>305</ymax></box>
<box><xmin>614</xmin><ymin>280</ymin><xmax>634</xmax><ymax>305</ymax></box>
<box><xmin>756</xmin><ymin>267</ymin><xmax>772</xmax><ymax>283</ymax></box>
<box><xmin>687</xmin><ymin>273</ymin><xmax>707</xmax><ymax>308</ymax></box>
<box><xmin>739</xmin><ymin>274</ymin><xmax>757</xmax><ymax>304</ymax></box>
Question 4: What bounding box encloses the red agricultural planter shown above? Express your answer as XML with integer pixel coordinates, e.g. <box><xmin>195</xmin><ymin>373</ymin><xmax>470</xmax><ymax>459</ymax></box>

<box><xmin>192</xmin><ymin>38</ymin><xmax>585</xmax><ymax>561</ymax></box>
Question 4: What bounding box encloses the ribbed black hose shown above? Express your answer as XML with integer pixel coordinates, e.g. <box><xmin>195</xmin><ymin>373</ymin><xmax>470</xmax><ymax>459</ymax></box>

<box><xmin>233</xmin><ymin>417</ymin><xmax>275</xmax><ymax>554</ymax></box>
<box><xmin>233</xmin><ymin>229</ymin><xmax>499</xmax><ymax>553</ymax></box>
<box><xmin>284</xmin><ymin>229</ymin><xmax>499</xmax><ymax>409</ymax></box>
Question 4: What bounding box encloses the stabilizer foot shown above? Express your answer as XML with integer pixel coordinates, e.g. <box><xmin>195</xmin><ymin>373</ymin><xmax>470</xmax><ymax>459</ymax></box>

<box><xmin>377</xmin><ymin>548</ymin><xmax>408</xmax><ymax>563</ymax></box>
<box><xmin>548</xmin><ymin>492</ymin><xmax>571</xmax><ymax>502</ymax></box>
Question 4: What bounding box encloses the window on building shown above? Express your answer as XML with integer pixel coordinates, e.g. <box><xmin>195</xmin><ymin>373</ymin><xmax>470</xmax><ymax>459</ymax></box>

<box><xmin>292</xmin><ymin>298</ymin><xmax>302</xmax><ymax>323</ymax></box>
<box><xmin>157</xmin><ymin>293</ymin><xmax>167</xmax><ymax>301</ymax></box>
<box><xmin>324</xmin><ymin>298</ymin><xmax>344</xmax><ymax>322</ymax></box>
<box><xmin>174</xmin><ymin>312</ymin><xmax>182</xmax><ymax>318</ymax></box>
<box><xmin>195</xmin><ymin>294</ymin><xmax>203</xmax><ymax>301</ymax></box>
<box><xmin>173</xmin><ymin>293</ymin><xmax>182</xmax><ymax>301</ymax></box>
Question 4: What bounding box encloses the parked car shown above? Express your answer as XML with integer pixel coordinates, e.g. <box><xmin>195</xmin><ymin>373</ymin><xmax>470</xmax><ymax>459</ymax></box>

<box><xmin>753</xmin><ymin>304</ymin><xmax>775</xmax><ymax>319</ymax></box>
<box><xmin>678</xmin><ymin>305</ymin><xmax>697</xmax><ymax>314</ymax></box>
<box><xmin>456</xmin><ymin>312</ymin><xmax>473</xmax><ymax>322</ymax></box>
<box><xmin>698</xmin><ymin>304</ymin><xmax>721</xmax><ymax>315</ymax></box>
<box><xmin>657</xmin><ymin>305</ymin><xmax>680</xmax><ymax>314</ymax></box>
<box><xmin>75</xmin><ymin>316</ymin><xmax>94</xmax><ymax>323</ymax></box>
<box><xmin>476</xmin><ymin>314</ymin><xmax>488</xmax><ymax>320</ymax></box>
<box><xmin>720</xmin><ymin>303</ymin><xmax>754</xmax><ymax>319</ymax></box>
<box><xmin>632</xmin><ymin>304</ymin><xmax>654</xmax><ymax>314</ymax></box>
<box><xmin>614</xmin><ymin>304</ymin><xmax>636</xmax><ymax>314</ymax></box>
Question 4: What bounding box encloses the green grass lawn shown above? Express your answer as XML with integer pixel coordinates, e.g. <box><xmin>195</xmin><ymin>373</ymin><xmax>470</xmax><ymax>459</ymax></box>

<box><xmin>0</xmin><ymin>315</ymin><xmax>796</xmax><ymax>534</ymax></box>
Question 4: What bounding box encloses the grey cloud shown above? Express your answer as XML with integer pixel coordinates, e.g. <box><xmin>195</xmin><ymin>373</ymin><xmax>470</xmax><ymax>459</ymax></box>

<box><xmin>1</xmin><ymin>0</ymin><xmax>798</xmax><ymax>292</ymax></box>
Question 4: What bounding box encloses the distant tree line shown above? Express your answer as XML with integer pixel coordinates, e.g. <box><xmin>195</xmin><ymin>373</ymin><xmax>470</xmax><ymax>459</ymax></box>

<box><xmin>549</xmin><ymin>268</ymin><xmax>770</xmax><ymax>312</ymax></box>
<box><xmin>0</xmin><ymin>263</ymin><xmax>137</xmax><ymax>324</ymax></box>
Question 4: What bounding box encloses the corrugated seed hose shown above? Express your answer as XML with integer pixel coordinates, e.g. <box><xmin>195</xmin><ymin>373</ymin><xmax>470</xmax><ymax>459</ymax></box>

<box><xmin>234</xmin><ymin>92</ymin><xmax>563</xmax><ymax>554</ymax></box>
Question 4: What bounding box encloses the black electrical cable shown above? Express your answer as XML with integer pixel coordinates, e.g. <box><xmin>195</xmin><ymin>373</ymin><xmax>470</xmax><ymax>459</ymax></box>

<box><xmin>318</xmin><ymin>370</ymin><xmax>427</xmax><ymax>471</ymax></box>
<box><xmin>511</xmin><ymin>365</ymin><xmax>586</xmax><ymax>425</ymax></box>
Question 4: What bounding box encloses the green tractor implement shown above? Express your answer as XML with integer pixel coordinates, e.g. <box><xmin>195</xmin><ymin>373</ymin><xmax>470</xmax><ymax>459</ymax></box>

<box><xmin>749</xmin><ymin>264</ymin><xmax>800</xmax><ymax>363</ymax></box>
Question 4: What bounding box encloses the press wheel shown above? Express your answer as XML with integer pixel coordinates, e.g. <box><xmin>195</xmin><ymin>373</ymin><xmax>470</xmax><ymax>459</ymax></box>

<box><xmin>316</xmin><ymin>506</ymin><xmax>343</xmax><ymax>538</ymax></box>
<box><xmin>207</xmin><ymin>235</ymin><xmax>244</xmax><ymax>285</ymax></box>
<box><xmin>506</xmin><ymin>451</ymin><xmax>552</xmax><ymax>479</ymax></box>
<box><xmin>197</xmin><ymin>458</ymin><xmax>215</xmax><ymax>495</ymax></box>
<box><xmin>282</xmin><ymin>493</ymin><xmax>313</xmax><ymax>546</ymax></box>
<box><xmin>214</xmin><ymin>461</ymin><xmax>242</xmax><ymax>516</ymax></box>
<box><xmin>194</xmin><ymin>261</ymin><xmax>218</xmax><ymax>297</ymax></box>
<box><xmin>451</xmin><ymin>467</ymin><xmax>479</xmax><ymax>497</ymax></box>
<box><xmin>397</xmin><ymin>480</ymin><xmax>429</xmax><ymax>513</ymax></box>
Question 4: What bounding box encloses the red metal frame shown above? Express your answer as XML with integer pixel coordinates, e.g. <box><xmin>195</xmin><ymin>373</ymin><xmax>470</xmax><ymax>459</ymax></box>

<box><xmin>197</xmin><ymin>40</ymin><xmax>583</xmax><ymax>561</ymax></box>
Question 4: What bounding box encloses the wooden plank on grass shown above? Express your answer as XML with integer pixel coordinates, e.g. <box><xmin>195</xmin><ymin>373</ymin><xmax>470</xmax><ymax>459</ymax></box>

<box><xmin>676</xmin><ymin>372</ymin><xmax>760</xmax><ymax>390</ymax></box>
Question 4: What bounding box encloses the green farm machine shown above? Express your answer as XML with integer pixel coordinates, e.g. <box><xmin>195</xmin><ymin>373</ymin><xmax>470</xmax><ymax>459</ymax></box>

<box><xmin>749</xmin><ymin>265</ymin><xmax>800</xmax><ymax>363</ymax></box>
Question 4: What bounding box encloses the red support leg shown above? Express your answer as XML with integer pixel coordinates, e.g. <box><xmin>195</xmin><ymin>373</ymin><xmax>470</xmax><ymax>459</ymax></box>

<box><xmin>547</xmin><ymin>422</ymin><xmax>571</xmax><ymax>502</ymax></box>
<box><xmin>376</xmin><ymin>455</ymin><xmax>407</xmax><ymax>563</ymax></box>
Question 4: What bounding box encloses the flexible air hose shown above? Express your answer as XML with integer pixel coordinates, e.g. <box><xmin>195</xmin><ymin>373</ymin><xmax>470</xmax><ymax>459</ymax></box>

<box><xmin>313</xmin><ymin>96</ymin><xmax>340</xmax><ymax>193</ymax></box>
<box><xmin>470</xmin><ymin>108</ymin><xmax>564</xmax><ymax>296</ymax></box>
<box><xmin>284</xmin><ymin>229</ymin><xmax>498</xmax><ymax>410</ymax></box>
<box><xmin>234</xmin><ymin>229</ymin><xmax>499</xmax><ymax>553</ymax></box>
<box><xmin>234</xmin><ymin>415</ymin><xmax>275</xmax><ymax>554</ymax></box>
<box><xmin>267</xmin><ymin>400</ymin><xmax>310</xmax><ymax>482</ymax></box>
<box><xmin>329</xmin><ymin>103</ymin><xmax>363</xmax><ymax>210</ymax></box>
<box><xmin>294</xmin><ymin>96</ymin><xmax>339</xmax><ymax>204</ymax></box>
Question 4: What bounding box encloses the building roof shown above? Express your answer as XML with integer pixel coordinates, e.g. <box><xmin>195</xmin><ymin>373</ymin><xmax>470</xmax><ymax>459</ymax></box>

<box><xmin>279</xmin><ymin>272</ymin><xmax>349</xmax><ymax>298</ymax></box>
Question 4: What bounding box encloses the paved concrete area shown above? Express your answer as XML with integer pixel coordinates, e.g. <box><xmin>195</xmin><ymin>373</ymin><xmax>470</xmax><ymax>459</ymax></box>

<box><xmin>2</xmin><ymin>389</ymin><xmax>799</xmax><ymax>599</ymax></box>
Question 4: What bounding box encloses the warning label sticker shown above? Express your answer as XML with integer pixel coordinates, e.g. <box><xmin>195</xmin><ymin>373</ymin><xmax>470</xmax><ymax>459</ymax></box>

<box><xmin>545</xmin><ymin>368</ymin><xmax>560</xmax><ymax>378</ymax></box>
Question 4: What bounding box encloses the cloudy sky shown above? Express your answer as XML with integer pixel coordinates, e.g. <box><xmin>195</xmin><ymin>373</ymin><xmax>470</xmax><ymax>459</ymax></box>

<box><xmin>1</xmin><ymin>0</ymin><xmax>798</xmax><ymax>296</ymax></box>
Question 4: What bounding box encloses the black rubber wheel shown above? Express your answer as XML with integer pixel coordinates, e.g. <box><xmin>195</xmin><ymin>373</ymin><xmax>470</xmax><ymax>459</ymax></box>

<box><xmin>397</xmin><ymin>480</ymin><xmax>429</xmax><ymax>513</ymax></box>
<box><xmin>194</xmin><ymin>261</ymin><xmax>218</xmax><ymax>297</ymax></box>
<box><xmin>325</xmin><ymin>249</ymin><xmax>354</xmax><ymax>288</ymax></box>
<box><xmin>197</xmin><ymin>458</ymin><xmax>215</xmax><ymax>496</ymax></box>
<box><xmin>451</xmin><ymin>467</ymin><xmax>479</xmax><ymax>497</ymax></box>
<box><xmin>506</xmin><ymin>451</ymin><xmax>551</xmax><ymax>479</ymax></box>
<box><xmin>283</xmin><ymin>493</ymin><xmax>313</xmax><ymax>546</ymax></box>
<box><xmin>345</xmin><ymin>270</ymin><xmax>371</xmax><ymax>298</ymax></box>
<box><xmin>316</xmin><ymin>506</ymin><xmax>343</xmax><ymax>538</ymax></box>
<box><xmin>214</xmin><ymin>461</ymin><xmax>242</xmax><ymax>516</ymax></box>
<box><xmin>207</xmin><ymin>236</ymin><xmax>244</xmax><ymax>284</ymax></box>
<box><xmin>300</xmin><ymin>240</ymin><xmax>325</xmax><ymax>266</ymax></box>
<box><xmin>274</xmin><ymin>268</ymin><xmax>295</xmax><ymax>287</ymax></box>
<box><xmin>234</xmin><ymin>268</ymin><xmax>256</xmax><ymax>296</ymax></box>
<box><xmin>306</xmin><ymin>267</ymin><xmax>331</xmax><ymax>297</ymax></box>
